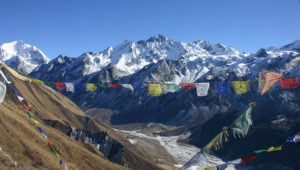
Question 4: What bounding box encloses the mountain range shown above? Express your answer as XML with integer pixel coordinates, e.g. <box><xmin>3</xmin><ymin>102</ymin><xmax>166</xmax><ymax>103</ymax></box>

<box><xmin>1</xmin><ymin>36</ymin><xmax>300</xmax><ymax>169</ymax></box>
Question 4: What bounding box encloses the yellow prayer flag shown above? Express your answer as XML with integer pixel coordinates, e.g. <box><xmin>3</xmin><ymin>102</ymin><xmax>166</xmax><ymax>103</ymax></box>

<box><xmin>86</xmin><ymin>83</ymin><xmax>97</xmax><ymax>91</ymax></box>
<box><xmin>204</xmin><ymin>166</ymin><xmax>217</xmax><ymax>170</ymax></box>
<box><xmin>267</xmin><ymin>146</ymin><xmax>282</xmax><ymax>152</ymax></box>
<box><xmin>232</xmin><ymin>81</ymin><xmax>249</xmax><ymax>94</ymax></box>
<box><xmin>148</xmin><ymin>84</ymin><xmax>161</xmax><ymax>96</ymax></box>
<box><xmin>32</xmin><ymin>119</ymin><xmax>39</xmax><ymax>127</ymax></box>
<box><xmin>55</xmin><ymin>153</ymin><xmax>60</xmax><ymax>159</ymax></box>
<box><xmin>34</xmin><ymin>79</ymin><xmax>44</xmax><ymax>84</ymax></box>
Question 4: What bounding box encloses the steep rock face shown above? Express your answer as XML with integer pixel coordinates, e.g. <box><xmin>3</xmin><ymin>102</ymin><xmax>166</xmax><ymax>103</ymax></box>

<box><xmin>0</xmin><ymin>40</ymin><xmax>49</xmax><ymax>74</ymax></box>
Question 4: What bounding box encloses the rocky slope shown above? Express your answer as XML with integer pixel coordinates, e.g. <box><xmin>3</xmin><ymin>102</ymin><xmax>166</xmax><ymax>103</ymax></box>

<box><xmin>0</xmin><ymin>64</ymin><xmax>161</xmax><ymax>170</ymax></box>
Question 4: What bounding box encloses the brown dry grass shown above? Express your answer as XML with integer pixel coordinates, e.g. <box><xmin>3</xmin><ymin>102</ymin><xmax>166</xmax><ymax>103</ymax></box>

<box><xmin>0</xmin><ymin>66</ymin><xmax>160</xmax><ymax>169</ymax></box>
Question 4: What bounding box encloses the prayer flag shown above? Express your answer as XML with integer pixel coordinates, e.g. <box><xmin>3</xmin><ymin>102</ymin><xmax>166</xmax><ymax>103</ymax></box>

<box><xmin>17</xmin><ymin>96</ymin><xmax>24</xmax><ymax>102</ymax></box>
<box><xmin>294</xmin><ymin>134</ymin><xmax>300</xmax><ymax>143</ymax></box>
<box><xmin>56</xmin><ymin>153</ymin><xmax>60</xmax><ymax>159</ymax></box>
<box><xmin>54</xmin><ymin>82</ymin><xmax>65</xmax><ymax>91</ymax></box>
<box><xmin>180</xmin><ymin>83</ymin><xmax>196</xmax><ymax>99</ymax></box>
<box><xmin>267</xmin><ymin>146</ymin><xmax>282</xmax><ymax>152</ymax></box>
<box><xmin>259</xmin><ymin>71</ymin><xmax>283</xmax><ymax>95</ymax></box>
<box><xmin>32</xmin><ymin>119</ymin><xmax>39</xmax><ymax>127</ymax></box>
<box><xmin>110</xmin><ymin>84</ymin><xmax>120</xmax><ymax>88</ymax></box>
<box><xmin>42</xmin><ymin>133</ymin><xmax>48</xmax><ymax>139</ymax></box>
<box><xmin>196</xmin><ymin>83</ymin><xmax>210</xmax><ymax>96</ymax></box>
<box><xmin>45</xmin><ymin>81</ymin><xmax>55</xmax><ymax>88</ymax></box>
<box><xmin>34</xmin><ymin>79</ymin><xmax>44</xmax><ymax>84</ymax></box>
<box><xmin>38</xmin><ymin>127</ymin><xmax>44</xmax><ymax>133</ymax></box>
<box><xmin>165</xmin><ymin>84</ymin><xmax>181</xmax><ymax>93</ymax></box>
<box><xmin>148</xmin><ymin>84</ymin><xmax>161</xmax><ymax>96</ymax></box>
<box><xmin>254</xmin><ymin>149</ymin><xmax>267</xmax><ymax>154</ymax></box>
<box><xmin>60</xmin><ymin>159</ymin><xmax>64</xmax><ymax>165</ymax></box>
<box><xmin>232</xmin><ymin>81</ymin><xmax>249</xmax><ymax>94</ymax></box>
<box><xmin>228</xmin><ymin>158</ymin><xmax>241</xmax><ymax>165</ymax></box>
<box><xmin>215</xmin><ymin>82</ymin><xmax>230</xmax><ymax>95</ymax></box>
<box><xmin>86</xmin><ymin>83</ymin><xmax>97</xmax><ymax>91</ymax></box>
<box><xmin>0</xmin><ymin>81</ymin><xmax>6</xmax><ymax>104</ymax></box>
<box><xmin>280</xmin><ymin>78</ymin><xmax>299</xmax><ymax>89</ymax></box>
<box><xmin>98</xmin><ymin>83</ymin><xmax>110</xmax><ymax>88</ymax></box>
<box><xmin>241</xmin><ymin>154</ymin><xmax>255</xmax><ymax>164</ymax></box>
<box><xmin>121</xmin><ymin>84</ymin><xmax>134</xmax><ymax>91</ymax></box>
<box><xmin>204</xmin><ymin>166</ymin><xmax>217</xmax><ymax>170</ymax></box>
<box><xmin>65</xmin><ymin>83</ymin><xmax>74</xmax><ymax>92</ymax></box>
<box><xmin>22</xmin><ymin>103</ymin><xmax>30</xmax><ymax>110</ymax></box>
<box><xmin>75</xmin><ymin>83</ymin><xmax>86</xmax><ymax>91</ymax></box>
<box><xmin>48</xmin><ymin>141</ymin><xmax>52</xmax><ymax>146</ymax></box>
<box><xmin>133</xmin><ymin>84</ymin><xmax>143</xmax><ymax>92</ymax></box>
<box><xmin>27</xmin><ymin>111</ymin><xmax>32</xmax><ymax>119</ymax></box>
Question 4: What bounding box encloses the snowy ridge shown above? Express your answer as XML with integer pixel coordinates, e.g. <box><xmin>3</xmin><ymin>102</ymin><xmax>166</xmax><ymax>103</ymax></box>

<box><xmin>0</xmin><ymin>40</ymin><xmax>49</xmax><ymax>74</ymax></box>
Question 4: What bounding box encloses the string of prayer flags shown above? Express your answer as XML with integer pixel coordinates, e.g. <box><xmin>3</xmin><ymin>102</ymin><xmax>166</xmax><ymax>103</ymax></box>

<box><xmin>34</xmin><ymin>79</ymin><xmax>44</xmax><ymax>84</ymax></box>
<box><xmin>38</xmin><ymin>127</ymin><xmax>48</xmax><ymax>139</ymax></box>
<box><xmin>148</xmin><ymin>84</ymin><xmax>162</xmax><ymax>96</ymax></box>
<box><xmin>45</xmin><ymin>81</ymin><xmax>55</xmax><ymax>88</ymax></box>
<box><xmin>196</xmin><ymin>83</ymin><xmax>210</xmax><ymax>96</ymax></box>
<box><xmin>267</xmin><ymin>146</ymin><xmax>282</xmax><ymax>152</ymax></box>
<box><xmin>65</xmin><ymin>83</ymin><xmax>74</xmax><ymax>92</ymax></box>
<box><xmin>165</xmin><ymin>84</ymin><xmax>181</xmax><ymax>93</ymax></box>
<box><xmin>98</xmin><ymin>83</ymin><xmax>110</xmax><ymax>88</ymax></box>
<box><xmin>215</xmin><ymin>82</ymin><xmax>230</xmax><ymax>96</ymax></box>
<box><xmin>110</xmin><ymin>84</ymin><xmax>121</xmax><ymax>88</ymax></box>
<box><xmin>259</xmin><ymin>71</ymin><xmax>283</xmax><ymax>95</ymax></box>
<box><xmin>280</xmin><ymin>78</ymin><xmax>299</xmax><ymax>89</ymax></box>
<box><xmin>241</xmin><ymin>154</ymin><xmax>255</xmax><ymax>164</ymax></box>
<box><xmin>121</xmin><ymin>84</ymin><xmax>134</xmax><ymax>91</ymax></box>
<box><xmin>0</xmin><ymin>81</ymin><xmax>7</xmax><ymax>104</ymax></box>
<box><xmin>232</xmin><ymin>81</ymin><xmax>250</xmax><ymax>94</ymax></box>
<box><xmin>86</xmin><ymin>83</ymin><xmax>97</xmax><ymax>91</ymax></box>
<box><xmin>75</xmin><ymin>82</ymin><xmax>86</xmax><ymax>91</ymax></box>
<box><xmin>54</xmin><ymin>82</ymin><xmax>65</xmax><ymax>91</ymax></box>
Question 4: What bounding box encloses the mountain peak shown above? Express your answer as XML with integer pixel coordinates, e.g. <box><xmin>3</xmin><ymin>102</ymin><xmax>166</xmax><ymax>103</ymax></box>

<box><xmin>280</xmin><ymin>40</ymin><xmax>300</xmax><ymax>52</ymax></box>
<box><xmin>146</xmin><ymin>35</ymin><xmax>168</xmax><ymax>42</ymax></box>
<box><xmin>0</xmin><ymin>40</ymin><xmax>49</xmax><ymax>74</ymax></box>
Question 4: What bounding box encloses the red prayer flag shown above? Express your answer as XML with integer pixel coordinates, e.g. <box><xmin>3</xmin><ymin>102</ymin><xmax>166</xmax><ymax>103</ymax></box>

<box><xmin>22</xmin><ymin>103</ymin><xmax>30</xmax><ymax>110</ymax></box>
<box><xmin>48</xmin><ymin>141</ymin><xmax>52</xmax><ymax>146</ymax></box>
<box><xmin>109</xmin><ymin>84</ymin><xmax>120</xmax><ymax>88</ymax></box>
<box><xmin>241</xmin><ymin>154</ymin><xmax>255</xmax><ymax>164</ymax></box>
<box><xmin>280</xmin><ymin>78</ymin><xmax>299</xmax><ymax>89</ymax></box>
<box><xmin>180</xmin><ymin>83</ymin><xmax>196</xmax><ymax>100</ymax></box>
<box><xmin>54</xmin><ymin>82</ymin><xmax>65</xmax><ymax>91</ymax></box>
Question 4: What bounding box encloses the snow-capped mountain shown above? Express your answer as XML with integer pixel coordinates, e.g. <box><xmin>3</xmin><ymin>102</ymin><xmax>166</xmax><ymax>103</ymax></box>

<box><xmin>0</xmin><ymin>40</ymin><xmax>49</xmax><ymax>74</ymax></box>
<box><xmin>30</xmin><ymin>35</ymin><xmax>245</xmax><ymax>82</ymax></box>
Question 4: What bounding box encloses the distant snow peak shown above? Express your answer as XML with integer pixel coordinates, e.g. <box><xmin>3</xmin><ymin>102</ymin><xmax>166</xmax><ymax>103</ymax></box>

<box><xmin>0</xmin><ymin>40</ymin><xmax>49</xmax><ymax>74</ymax></box>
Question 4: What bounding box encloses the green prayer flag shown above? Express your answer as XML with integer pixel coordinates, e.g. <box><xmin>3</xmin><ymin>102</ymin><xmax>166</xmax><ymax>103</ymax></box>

<box><xmin>98</xmin><ymin>83</ymin><xmax>110</xmax><ymax>88</ymax></box>
<box><xmin>27</xmin><ymin>111</ymin><xmax>32</xmax><ymax>119</ymax></box>
<box><xmin>254</xmin><ymin>149</ymin><xmax>267</xmax><ymax>154</ymax></box>
<box><xmin>165</xmin><ymin>84</ymin><xmax>181</xmax><ymax>93</ymax></box>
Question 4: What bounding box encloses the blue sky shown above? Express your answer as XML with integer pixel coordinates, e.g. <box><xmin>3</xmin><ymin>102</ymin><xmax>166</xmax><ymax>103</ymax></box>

<box><xmin>0</xmin><ymin>0</ymin><xmax>299</xmax><ymax>59</ymax></box>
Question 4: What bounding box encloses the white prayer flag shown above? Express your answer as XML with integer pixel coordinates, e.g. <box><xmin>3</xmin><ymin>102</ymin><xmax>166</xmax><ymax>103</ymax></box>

<box><xmin>294</xmin><ymin>135</ymin><xmax>300</xmax><ymax>143</ymax></box>
<box><xmin>0</xmin><ymin>70</ymin><xmax>11</xmax><ymax>84</ymax></box>
<box><xmin>121</xmin><ymin>84</ymin><xmax>134</xmax><ymax>91</ymax></box>
<box><xmin>0</xmin><ymin>81</ymin><xmax>6</xmax><ymax>104</ymax></box>
<box><xmin>196</xmin><ymin>83</ymin><xmax>210</xmax><ymax>96</ymax></box>
<box><xmin>65</xmin><ymin>83</ymin><xmax>74</xmax><ymax>92</ymax></box>
<box><xmin>17</xmin><ymin>96</ymin><xmax>24</xmax><ymax>102</ymax></box>
<box><xmin>227</xmin><ymin>158</ymin><xmax>241</xmax><ymax>165</ymax></box>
